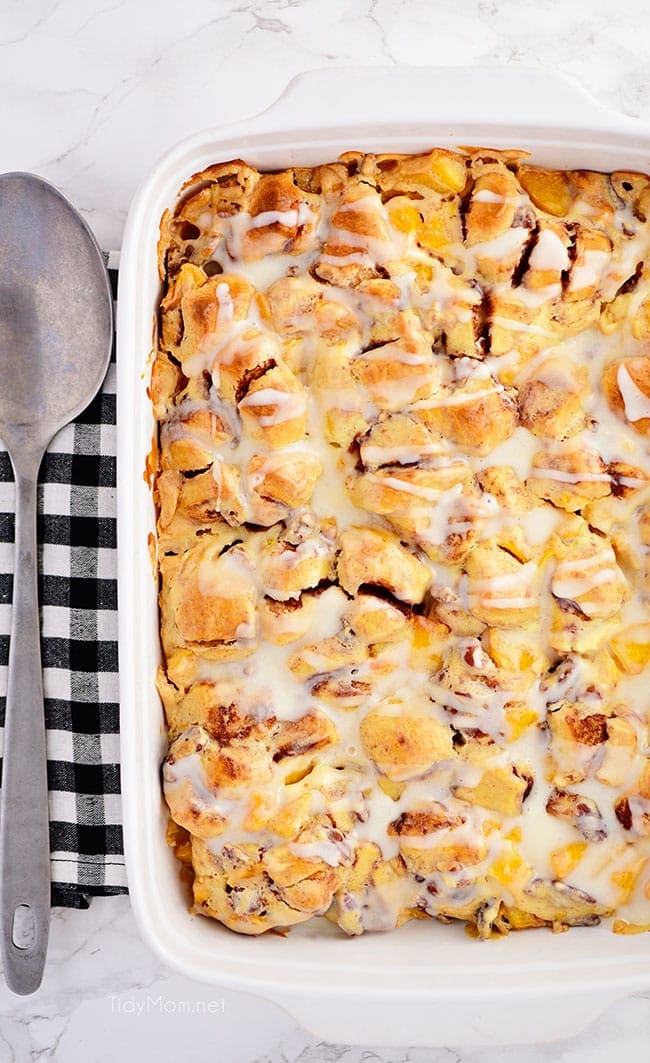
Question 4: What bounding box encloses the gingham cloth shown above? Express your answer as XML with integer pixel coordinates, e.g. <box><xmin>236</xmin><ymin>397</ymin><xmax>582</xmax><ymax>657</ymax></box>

<box><xmin>0</xmin><ymin>255</ymin><xmax>127</xmax><ymax>908</ymax></box>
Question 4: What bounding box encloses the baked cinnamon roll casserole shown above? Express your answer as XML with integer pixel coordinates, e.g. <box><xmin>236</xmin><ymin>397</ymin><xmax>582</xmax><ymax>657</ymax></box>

<box><xmin>152</xmin><ymin>148</ymin><xmax>650</xmax><ymax>937</ymax></box>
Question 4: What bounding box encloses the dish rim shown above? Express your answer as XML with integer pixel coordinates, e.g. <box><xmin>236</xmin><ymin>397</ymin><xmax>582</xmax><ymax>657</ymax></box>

<box><xmin>116</xmin><ymin>65</ymin><xmax>650</xmax><ymax>1047</ymax></box>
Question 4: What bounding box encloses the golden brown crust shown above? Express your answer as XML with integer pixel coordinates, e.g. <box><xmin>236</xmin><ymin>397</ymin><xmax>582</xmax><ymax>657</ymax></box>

<box><xmin>153</xmin><ymin>146</ymin><xmax>650</xmax><ymax>940</ymax></box>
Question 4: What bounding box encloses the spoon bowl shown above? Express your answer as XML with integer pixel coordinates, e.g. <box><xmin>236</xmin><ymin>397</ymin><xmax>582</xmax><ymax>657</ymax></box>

<box><xmin>0</xmin><ymin>172</ymin><xmax>113</xmax><ymax>995</ymax></box>
<box><xmin>0</xmin><ymin>174</ymin><xmax>113</xmax><ymax>455</ymax></box>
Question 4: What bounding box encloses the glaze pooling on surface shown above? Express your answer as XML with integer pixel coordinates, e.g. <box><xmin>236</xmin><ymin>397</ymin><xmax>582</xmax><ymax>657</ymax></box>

<box><xmin>152</xmin><ymin>147</ymin><xmax>650</xmax><ymax>937</ymax></box>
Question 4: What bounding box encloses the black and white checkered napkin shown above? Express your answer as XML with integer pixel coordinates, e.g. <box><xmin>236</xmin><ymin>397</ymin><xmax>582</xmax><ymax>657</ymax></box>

<box><xmin>0</xmin><ymin>256</ymin><xmax>127</xmax><ymax>908</ymax></box>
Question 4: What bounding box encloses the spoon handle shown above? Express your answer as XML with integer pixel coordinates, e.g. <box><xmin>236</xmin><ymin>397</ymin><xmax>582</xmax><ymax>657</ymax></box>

<box><xmin>0</xmin><ymin>466</ymin><xmax>50</xmax><ymax>995</ymax></box>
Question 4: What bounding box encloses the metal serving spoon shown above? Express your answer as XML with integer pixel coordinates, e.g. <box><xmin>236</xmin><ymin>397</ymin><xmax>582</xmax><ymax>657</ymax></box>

<box><xmin>0</xmin><ymin>173</ymin><xmax>113</xmax><ymax>995</ymax></box>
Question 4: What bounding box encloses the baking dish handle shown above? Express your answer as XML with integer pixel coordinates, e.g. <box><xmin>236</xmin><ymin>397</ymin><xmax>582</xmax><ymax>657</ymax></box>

<box><xmin>270</xmin><ymin>986</ymin><xmax>625</xmax><ymax>1048</ymax></box>
<box><xmin>247</xmin><ymin>66</ymin><xmax>639</xmax><ymax>134</ymax></box>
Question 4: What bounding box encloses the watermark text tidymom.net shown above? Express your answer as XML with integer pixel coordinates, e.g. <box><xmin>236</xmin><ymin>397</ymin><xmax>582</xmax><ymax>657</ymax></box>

<box><xmin>110</xmin><ymin>995</ymin><xmax>225</xmax><ymax>1016</ymax></box>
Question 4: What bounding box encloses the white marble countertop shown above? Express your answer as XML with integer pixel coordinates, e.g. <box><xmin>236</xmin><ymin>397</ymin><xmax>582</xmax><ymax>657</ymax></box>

<box><xmin>2</xmin><ymin>0</ymin><xmax>650</xmax><ymax>1059</ymax></box>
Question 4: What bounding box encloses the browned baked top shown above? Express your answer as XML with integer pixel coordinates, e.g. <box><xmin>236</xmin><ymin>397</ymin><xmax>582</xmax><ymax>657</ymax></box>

<box><xmin>153</xmin><ymin>148</ymin><xmax>650</xmax><ymax>937</ymax></box>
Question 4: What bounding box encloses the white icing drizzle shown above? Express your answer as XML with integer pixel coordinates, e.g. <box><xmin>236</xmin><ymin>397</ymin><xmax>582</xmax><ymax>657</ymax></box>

<box><xmin>411</xmin><ymin>383</ymin><xmax>504</xmax><ymax>410</ymax></box>
<box><xmin>518</xmin><ymin>506</ymin><xmax>564</xmax><ymax>545</ymax></box>
<box><xmin>551</xmin><ymin>549</ymin><xmax>622</xmax><ymax>612</ymax></box>
<box><xmin>617</xmin><ymin>363</ymin><xmax>650</xmax><ymax>422</ymax></box>
<box><xmin>473</xmin><ymin>189</ymin><xmax>507</xmax><ymax>204</ymax></box>
<box><xmin>360</xmin><ymin>442</ymin><xmax>446</xmax><ymax>467</ymax></box>
<box><xmin>491</xmin><ymin>315</ymin><xmax>550</xmax><ymax>337</ymax></box>
<box><xmin>529</xmin><ymin>467</ymin><xmax>611</xmax><ymax>484</ymax></box>
<box><xmin>472</xmin><ymin>226</ymin><xmax>528</xmax><ymax>261</ymax></box>
<box><xmin>239</xmin><ymin>388</ymin><xmax>307</xmax><ymax>427</ymax></box>
<box><xmin>224</xmin><ymin>203</ymin><xmax>314</xmax><ymax>260</ymax></box>
<box><xmin>471</xmin><ymin>425</ymin><xmax>540</xmax><ymax>482</ymax></box>
<box><xmin>365</xmin><ymin>473</ymin><xmax>442</xmax><ymax>504</ymax></box>
<box><xmin>215</xmin><ymin>281</ymin><xmax>234</xmax><ymax>323</ymax></box>
<box><xmin>249</xmin><ymin>204</ymin><xmax>314</xmax><ymax>230</ymax></box>
<box><xmin>288</xmin><ymin>840</ymin><xmax>352</xmax><ymax>867</ymax></box>
<box><xmin>568</xmin><ymin>249</ymin><xmax>610</xmax><ymax>292</ymax></box>
<box><xmin>157</xmin><ymin>151</ymin><xmax>650</xmax><ymax>937</ymax></box>
<box><xmin>528</xmin><ymin>228</ymin><xmax>570</xmax><ymax>273</ymax></box>
<box><xmin>197</xmin><ymin>548</ymin><xmax>253</xmax><ymax>599</ymax></box>
<box><xmin>533</xmin><ymin>360</ymin><xmax>582</xmax><ymax>392</ymax></box>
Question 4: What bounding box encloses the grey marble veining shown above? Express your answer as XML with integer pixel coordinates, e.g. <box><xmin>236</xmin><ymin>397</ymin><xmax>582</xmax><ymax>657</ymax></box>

<box><xmin>1</xmin><ymin>1</ymin><xmax>650</xmax><ymax>1059</ymax></box>
<box><xmin>0</xmin><ymin>894</ymin><xmax>648</xmax><ymax>1062</ymax></box>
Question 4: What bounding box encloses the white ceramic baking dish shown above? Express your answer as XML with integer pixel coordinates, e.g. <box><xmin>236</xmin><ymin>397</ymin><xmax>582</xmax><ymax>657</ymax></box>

<box><xmin>117</xmin><ymin>67</ymin><xmax>650</xmax><ymax>1047</ymax></box>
